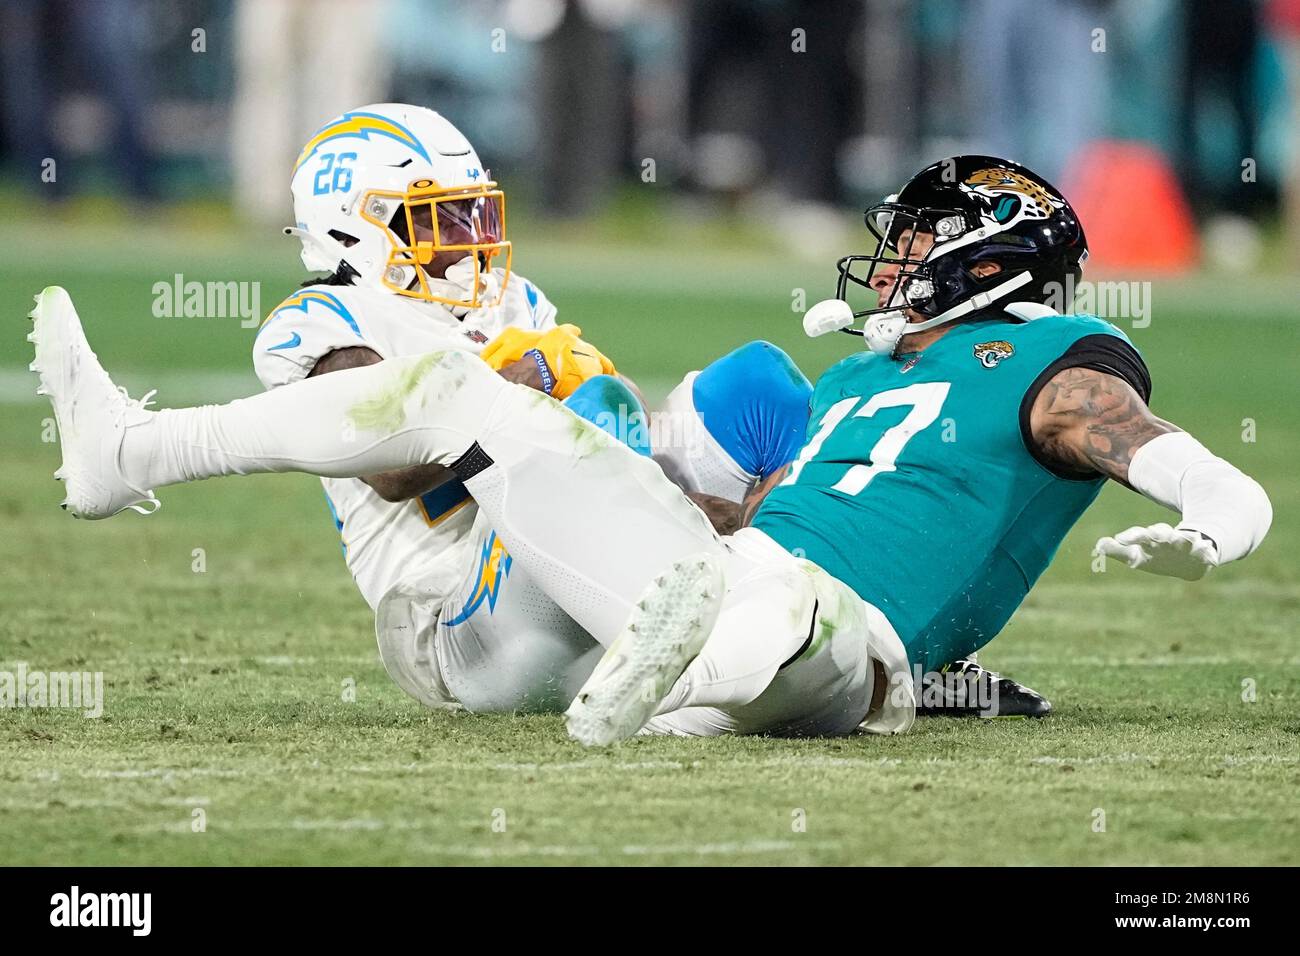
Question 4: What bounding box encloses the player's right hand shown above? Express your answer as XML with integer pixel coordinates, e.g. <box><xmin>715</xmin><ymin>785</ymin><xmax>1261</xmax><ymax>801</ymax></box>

<box><xmin>1093</xmin><ymin>523</ymin><xmax>1219</xmax><ymax>581</ymax></box>
<box><xmin>480</xmin><ymin>324</ymin><xmax>616</xmax><ymax>399</ymax></box>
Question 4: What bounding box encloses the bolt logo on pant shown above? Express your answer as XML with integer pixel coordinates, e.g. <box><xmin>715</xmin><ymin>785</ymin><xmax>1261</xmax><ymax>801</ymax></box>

<box><xmin>443</xmin><ymin>532</ymin><xmax>513</xmax><ymax>626</ymax></box>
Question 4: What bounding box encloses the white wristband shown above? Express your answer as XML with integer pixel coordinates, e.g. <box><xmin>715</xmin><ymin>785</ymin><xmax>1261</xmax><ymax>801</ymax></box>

<box><xmin>1127</xmin><ymin>432</ymin><xmax>1272</xmax><ymax>564</ymax></box>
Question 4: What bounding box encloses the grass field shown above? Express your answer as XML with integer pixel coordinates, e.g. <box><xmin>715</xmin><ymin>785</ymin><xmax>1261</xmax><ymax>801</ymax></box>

<box><xmin>1</xmin><ymin>208</ymin><xmax>1297</xmax><ymax>865</ymax></box>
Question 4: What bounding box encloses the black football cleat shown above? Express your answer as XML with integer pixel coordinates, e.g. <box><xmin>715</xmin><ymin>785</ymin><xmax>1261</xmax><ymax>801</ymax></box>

<box><xmin>916</xmin><ymin>658</ymin><xmax>1053</xmax><ymax>719</ymax></box>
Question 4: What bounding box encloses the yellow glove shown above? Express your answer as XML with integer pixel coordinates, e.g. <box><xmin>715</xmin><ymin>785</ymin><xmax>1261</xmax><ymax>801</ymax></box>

<box><xmin>480</xmin><ymin>323</ymin><xmax>616</xmax><ymax>399</ymax></box>
<box><xmin>479</xmin><ymin>326</ymin><xmax>548</xmax><ymax>369</ymax></box>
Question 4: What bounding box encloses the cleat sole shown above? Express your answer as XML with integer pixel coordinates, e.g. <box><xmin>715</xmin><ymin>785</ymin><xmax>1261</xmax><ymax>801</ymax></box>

<box><xmin>565</xmin><ymin>553</ymin><xmax>725</xmax><ymax>747</ymax></box>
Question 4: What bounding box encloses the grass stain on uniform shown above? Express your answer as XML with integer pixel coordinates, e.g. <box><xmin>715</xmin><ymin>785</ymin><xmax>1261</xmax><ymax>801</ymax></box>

<box><xmin>348</xmin><ymin>352</ymin><xmax>458</xmax><ymax>434</ymax></box>
<box><xmin>782</xmin><ymin>561</ymin><xmax>844</xmax><ymax>664</ymax></box>
<box><xmin>527</xmin><ymin>386</ymin><xmax>616</xmax><ymax>460</ymax></box>
<box><xmin>569</xmin><ymin>413</ymin><xmax>615</xmax><ymax>460</ymax></box>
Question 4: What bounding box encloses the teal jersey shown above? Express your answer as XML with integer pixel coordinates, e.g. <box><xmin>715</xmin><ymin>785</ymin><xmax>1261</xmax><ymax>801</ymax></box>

<box><xmin>752</xmin><ymin>312</ymin><xmax>1149</xmax><ymax>670</ymax></box>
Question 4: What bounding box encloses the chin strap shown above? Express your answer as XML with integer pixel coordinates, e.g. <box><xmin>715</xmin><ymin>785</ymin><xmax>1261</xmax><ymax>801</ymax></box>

<box><xmin>915</xmin><ymin>271</ymin><xmax>1037</xmax><ymax>331</ymax></box>
<box><xmin>864</xmin><ymin>271</ymin><xmax>1037</xmax><ymax>355</ymax></box>
<box><xmin>284</xmin><ymin>225</ymin><xmax>349</xmax><ymax>276</ymax></box>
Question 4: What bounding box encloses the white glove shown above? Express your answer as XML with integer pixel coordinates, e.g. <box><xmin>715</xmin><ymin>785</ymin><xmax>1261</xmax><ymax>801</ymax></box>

<box><xmin>1093</xmin><ymin>522</ymin><xmax>1220</xmax><ymax>581</ymax></box>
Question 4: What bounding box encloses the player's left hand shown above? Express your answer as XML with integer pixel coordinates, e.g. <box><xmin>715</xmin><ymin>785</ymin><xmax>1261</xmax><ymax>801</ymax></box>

<box><xmin>1093</xmin><ymin>523</ymin><xmax>1219</xmax><ymax>581</ymax></box>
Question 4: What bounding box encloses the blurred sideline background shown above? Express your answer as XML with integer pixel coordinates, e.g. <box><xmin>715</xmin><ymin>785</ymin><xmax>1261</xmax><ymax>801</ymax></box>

<box><xmin>0</xmin><ymin>0</ymin><xmax>1297</xmax><ymax>412</ymax></box>
<box><xmin>1</xmin><ymin>0</ymin><xmax>1298</xmax><ymax>398</ymax></box>
<box><xmin>2</xmin><ymin>0</ymin><xmax>1299</xmax><ymax>238</ymax></box>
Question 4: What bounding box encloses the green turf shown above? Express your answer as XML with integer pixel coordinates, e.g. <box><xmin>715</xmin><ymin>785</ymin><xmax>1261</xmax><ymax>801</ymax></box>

<box><xmin>1</xmin><ymin>214</ymin><xmax>1297</xmax><ymax>865</ymax></box>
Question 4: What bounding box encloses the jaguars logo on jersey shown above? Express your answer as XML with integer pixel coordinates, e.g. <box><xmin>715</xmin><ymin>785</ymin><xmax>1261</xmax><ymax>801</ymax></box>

<box><xmin>973</xmin><ymin>340</ymin><xmax>1015</xmax><ymax>368</ymax></box>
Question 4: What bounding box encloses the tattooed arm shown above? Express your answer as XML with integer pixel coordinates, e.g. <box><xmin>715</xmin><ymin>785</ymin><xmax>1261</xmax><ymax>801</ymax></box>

<box><xmin>1027</xmin><ymin>366</ymin><xmax>1178</xmax><ymax>485</ymax></box>
<box><xmin>1029</xmin><ymin>366</ymin><xmax>1271</xmax><ymax>579</ymax></box>
<box><xmin>685</xmin><ymin>465</ymin><xmax>791</xmax><ymax>535</ymax></box>
<box><xmin>740</xmin><ymin>465</ymin><xmax>790</xmax><ymax>526</ymax></box>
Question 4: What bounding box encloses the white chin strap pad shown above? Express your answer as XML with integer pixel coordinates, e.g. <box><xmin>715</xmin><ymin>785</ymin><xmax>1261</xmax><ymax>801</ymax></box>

<box><xmin>1127</xmin><ymin>431</ymin><xmax>1273</xmax><ymax>564</ymax></box>
<box><xmin>863</xmin><ymin>271</ymin><xmax>1037</xmax><ymax>356</ymax></box>
<box><xmin>863</xmin><ymin>311</ymin><xmax>908</xmax><ymax>355</ymax></box>
<box><xmin>424</xmin><ymin>255</ymin><xmax>494</xmax><ymax>307</ymax></box>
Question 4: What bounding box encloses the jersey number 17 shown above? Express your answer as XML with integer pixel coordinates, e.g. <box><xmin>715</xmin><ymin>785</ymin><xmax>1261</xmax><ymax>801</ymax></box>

<box><xmin>781</xmin><ymin>382</ymin><xmax>951</xmax><ymax>495</ymax></box>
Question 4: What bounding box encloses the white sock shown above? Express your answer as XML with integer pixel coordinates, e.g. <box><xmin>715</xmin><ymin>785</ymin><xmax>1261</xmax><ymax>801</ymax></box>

<box><xmin>119</xmin><ymin>352</ymin><xmax>495</xmax><ymax>490</ymax></box>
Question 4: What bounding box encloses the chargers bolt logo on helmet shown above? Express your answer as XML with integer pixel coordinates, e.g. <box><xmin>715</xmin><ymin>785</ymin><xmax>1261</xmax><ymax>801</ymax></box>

<box><xmin>285</xmin><ymin>104</ymin><xmax>511</xmax><ymax>312</ymax></box>
<box><xmin>292</xmin><ymin>110</ymin><xmax>432</xmax><ymax>176</ymax></box>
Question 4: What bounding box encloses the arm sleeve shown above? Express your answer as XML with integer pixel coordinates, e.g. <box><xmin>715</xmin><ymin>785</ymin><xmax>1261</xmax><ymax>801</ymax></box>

<box><xmin>1018</xmin><ymin>332</ymin><xmax>1153</xmax><ymax>480</ymax></box>
<box><xmin>1128</xmin><ymin>431</ymin><xmax>1272</xmax><ymax>564</ymax></box>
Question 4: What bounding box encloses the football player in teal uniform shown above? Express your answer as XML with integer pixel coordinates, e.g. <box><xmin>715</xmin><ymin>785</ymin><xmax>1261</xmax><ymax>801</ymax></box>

<box><xmin>748</xmin><ymin>155</ymin><xmax>1272</xmax><ymax>713</ymax></box>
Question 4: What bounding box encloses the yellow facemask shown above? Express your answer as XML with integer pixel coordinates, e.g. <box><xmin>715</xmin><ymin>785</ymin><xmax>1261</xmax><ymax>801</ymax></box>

<box><xmin>360</xmin><ymin>177</ymin><xmax>512</xmax><ymax>310</ymax></box>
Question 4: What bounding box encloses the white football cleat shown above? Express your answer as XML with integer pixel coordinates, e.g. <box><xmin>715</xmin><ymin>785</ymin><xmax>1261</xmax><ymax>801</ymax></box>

<box><xmin>27</xmin><ymin>286</ymin><xmax>160</xmax><ymax>519</ymax></box>
<box><xmin>565</xmin><ymin>553</ymin><xmax>725</xmax><ymax>747</ymax></box>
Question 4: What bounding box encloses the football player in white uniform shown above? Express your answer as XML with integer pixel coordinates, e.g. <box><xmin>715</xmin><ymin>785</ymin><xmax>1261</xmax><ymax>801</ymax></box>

<box><xmin>249</xmin><ymin>104</ymin><xmax>822</xmax><ymax>719</ymax></box>
<box><xmin>31</xmin><ymin>288</ymin><xmax>917</xmax><ymax>744</ymax></box>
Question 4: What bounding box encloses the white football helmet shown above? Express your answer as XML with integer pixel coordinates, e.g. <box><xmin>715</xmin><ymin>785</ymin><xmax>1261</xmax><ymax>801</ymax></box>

<box><xmin>286</xmin><ymin>103</ymin><xmax>511</xmax><ymax>310</ymax></box>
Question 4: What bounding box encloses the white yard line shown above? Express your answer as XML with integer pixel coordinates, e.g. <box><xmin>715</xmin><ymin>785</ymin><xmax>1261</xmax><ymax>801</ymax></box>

<box><xmin>0</xmin><ymin>655</ymin><xmax>380</xmax><ymax>669</ymax></box>
<box><xmin>8</xmin><ymin>652</ymin><xmax>1292</xmax><ymax>672</ymax></box>
<box><xmin>0</xmin><ymin>797</ymin><xmax>129</xmax><ymax>810</ymax></box>
<box><xmin>17</xmin><ymin>752</ymin><xmax>1295</xmax><ymax>788</ymax></box>
<box><xmin>119</xmin><ymin>820</ymin><xmax>835</xmax><ymax>858</ymax></box>
<box><xmin>491</xmin><ymin>760</ymin><xmax>691</xmax><ymax>772</ymax></box>
<box><xmin>422</xmin><ymin>840</ymin><xmax>833</xmax><ymax>859</ymax></box>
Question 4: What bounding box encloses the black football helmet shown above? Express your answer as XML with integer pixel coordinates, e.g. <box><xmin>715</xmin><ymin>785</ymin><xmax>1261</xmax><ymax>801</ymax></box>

<box><xmin>834</xmin><ymin>155</ymin><xmax>1088</xmax><ymax>354</ymax></box>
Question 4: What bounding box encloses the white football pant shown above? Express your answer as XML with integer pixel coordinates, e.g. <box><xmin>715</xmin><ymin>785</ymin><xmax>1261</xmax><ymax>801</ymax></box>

<box><xmin>125</xmin><ymin>351</ymin><xmax>913</xmax><ymax>735</ymax></box>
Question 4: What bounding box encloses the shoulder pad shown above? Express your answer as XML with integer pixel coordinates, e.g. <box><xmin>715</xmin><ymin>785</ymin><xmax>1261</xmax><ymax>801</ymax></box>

<box><xmin>1003</xmin><ymin>301</ymin><xmax>1060</xmax><ymax>322</ymax></box>
<box><xmin>252</xmin><ymin>286</ymin><xmax>369</xmax><ymax>388</ymax></box>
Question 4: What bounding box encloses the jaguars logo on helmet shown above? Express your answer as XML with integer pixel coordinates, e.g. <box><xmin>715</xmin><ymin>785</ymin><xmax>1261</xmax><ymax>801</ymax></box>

<box><xmin>961</xmin><ymin>167</ymin><xmax>1065</xmax><ymax>222</ymax></box>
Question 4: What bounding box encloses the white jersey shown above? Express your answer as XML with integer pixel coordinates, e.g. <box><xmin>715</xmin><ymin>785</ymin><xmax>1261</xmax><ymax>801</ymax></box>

<box><xmin>251</xmin><ymin>271</ymin><xmax>557</xmax><ymax>608</ymax></box>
